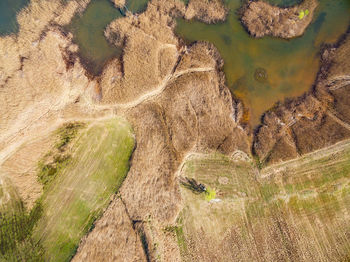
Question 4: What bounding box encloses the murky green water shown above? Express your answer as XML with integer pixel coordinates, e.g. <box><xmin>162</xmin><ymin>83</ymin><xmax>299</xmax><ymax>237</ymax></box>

<box><xmin>67</xmin><ymin>0</ymin><xmax>123</xmax><ymax>75</ymax></box>
<box><xmin>266</xmin><ymin>0</ymin><xmax>302</xmax><ymax>7</ymax></box>
<box><xmin>0</xmin><ymin>0</ymin><xmax>29</xmax><ymax>36</ymax></box>
<box><xmin>176</xmin><ymin>0</ymin><xmax>350</xmax><ymax>125</ymax></box>
<box><xmin>126</xmin><ymin>0</ymin><xmax>149</xmax><ymax>13</ymax></box>
<box><xmin>67</xmin><ymin>0</ymin><xmax>148</xmax><ymax>75</ymax></box>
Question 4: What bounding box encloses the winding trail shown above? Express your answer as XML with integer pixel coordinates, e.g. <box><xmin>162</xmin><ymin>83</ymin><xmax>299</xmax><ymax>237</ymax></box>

<box><xmin>260</xmin><ymin>138</ymin><xmax>350</xmax><ymax>178</ymax></box>
<box><xmin>116</xmin><ymin>67</ymin><xmax>215</xmax><ymax>109</ymax></box>
<box><xmin>0</xmin><ymin>58</ymin><xmax>214</xmax><ymax>167</ymax></box>
<box><xmin>327</xmin><ymin>75</ymin><xmax>350</xmax><ymax>91</ymax></box>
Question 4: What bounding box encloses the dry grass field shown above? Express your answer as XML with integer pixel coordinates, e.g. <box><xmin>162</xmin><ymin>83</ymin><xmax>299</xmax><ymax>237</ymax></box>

<box><xmin>177</xmin><ymin>140</ymin><xmax>350</xmax><ymax>261</ymax></box>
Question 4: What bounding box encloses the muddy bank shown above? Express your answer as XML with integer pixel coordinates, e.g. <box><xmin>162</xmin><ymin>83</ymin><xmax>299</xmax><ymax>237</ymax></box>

<box><xmin>253</xmin><ymin>28</ymin><xmax>350</xmax><ymax>165</ymax></box>
<box><xmin>241</xmin><ymin>0</ymin><xmax>318</xmax><ymax>38</ymax></box>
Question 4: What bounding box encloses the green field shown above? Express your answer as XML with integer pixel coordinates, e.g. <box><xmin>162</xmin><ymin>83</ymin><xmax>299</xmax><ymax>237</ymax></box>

<box><xmin>177</xmin><ymin>141</ymin><xmax>350</xmax><ymax>261</ymax></box>
<box><xmin>0</xmin><ymin>118</ymin><xmax>135</xmax><ymax>261</ymax></box>
<box><xmin>34</xmin><ymin>118</ymin><xmax>135</xmax><ymax>261</ymax></box>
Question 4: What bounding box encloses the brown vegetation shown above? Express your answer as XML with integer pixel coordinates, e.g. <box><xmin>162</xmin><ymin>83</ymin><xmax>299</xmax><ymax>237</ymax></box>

<box><xmin>72</xmin><ymin>197</ymin><xmax>147</xmax><ymax>262</ymax></box>
<box><xmin>0</xmin><ymin>0</ymin><xmax>96</xmax><ymax>208</ymax></box>
<box><xmin>241</xmin><ymin>0</ymin><xmax>318</xmax><ymax>38</ymax></box>
<box><xmin>111</xmin><ymin>0</ymin><xmax>126</xmax><ymax>8</ymax></box>
<box><xmin>184</xmin><ymin>0</ymin><xmax>228</xmax><ymax>23</ymax></box>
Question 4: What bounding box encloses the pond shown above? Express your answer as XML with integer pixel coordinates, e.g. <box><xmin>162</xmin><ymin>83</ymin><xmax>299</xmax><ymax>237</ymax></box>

<box><xmin>0</xmin><ymin>0</ymin><xmax>29</xmax><ymax>36</ymax></box>
<box><xmin>66</xmin><ymin>0</ymin><xmax>149</xmax><ymax>75</ymax></box>
<box><xmin>175</xmin><ymin>0</ymin><xmax>350</xmax><ymax>125</ymax></box>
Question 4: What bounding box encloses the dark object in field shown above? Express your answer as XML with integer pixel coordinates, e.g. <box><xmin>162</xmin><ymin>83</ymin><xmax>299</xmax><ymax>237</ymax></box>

<box><xmin>180</xmin><ymin>177</ymin><xmax>206</xmax><ymax>194</ymax></box>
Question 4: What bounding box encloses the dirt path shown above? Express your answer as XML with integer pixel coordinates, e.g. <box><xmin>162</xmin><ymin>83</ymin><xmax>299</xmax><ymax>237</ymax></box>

<box><xmin>260</xmin><ymin>138</ymin><xmax>350</xmax><ymax>178</ymax></box>
<box><xmin>116</xmin><ymin>66</ymin><xmax>215</xmax><ymax>109</ymax></box>
<box><xmin>0</xmin><ymin>49</ymin><xmax>214</xmax><ymax>167</ymax></box>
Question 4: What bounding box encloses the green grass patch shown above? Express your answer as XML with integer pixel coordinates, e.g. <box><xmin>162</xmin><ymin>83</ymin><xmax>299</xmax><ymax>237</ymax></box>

<box><xmin>259</xmin><ymin>183</ymin><xmax>280</xmax><ymax>202</ymax></box>
<box><xmin>164</xmin><ymin>217</ymin><xmax>188</xmax><ymax>258</ymax></box>
<box><xmin>175</xmin><ymin>225</ymin><xmax>188</xmax><ymax>256</ymax></box>
<box><xmin>37</xmin><ymin>154</ymin><xmax>71</xmax><ymax>187</ymax></box>
<box><xmin>32</xmin><ymin>118</ymin><xmax>135</xmax><ymax>261</ymax></box>
<box><xmin>0</xmin><ymin>200</ymin><xmax>44</xmax><ymax>261</ymax></box>
<box><xmin>55</xmin><ymin>122</ymin><xmax>85</xmax><ymax>152</ymax></box>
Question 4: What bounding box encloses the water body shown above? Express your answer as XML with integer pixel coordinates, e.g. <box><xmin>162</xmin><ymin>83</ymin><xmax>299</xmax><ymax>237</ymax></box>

<box><xmin>0</xmin><ymin>0</ymin><xmax>29</xmax><ymax>36</ymax></box>
<box><xmin>67</xmin><ymin>0</ymin><xmax>148</xmax><ymax>75</ymax></box>
<box><xmin>176</xmin><ymin>0</ymin><xmax>350</xmax><ymax>125</ymax></box>
<box><xmin>267</xmin><ymin>0</ymin><xmax>302</xmax><ymax>7</ymax></box>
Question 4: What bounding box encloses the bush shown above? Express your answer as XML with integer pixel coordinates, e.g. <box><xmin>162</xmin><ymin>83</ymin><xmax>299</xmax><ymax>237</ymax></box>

<box><xmin>205</xmin><ymin>187</ymin><xmax>216</xmax><ymax>201</ymax></box>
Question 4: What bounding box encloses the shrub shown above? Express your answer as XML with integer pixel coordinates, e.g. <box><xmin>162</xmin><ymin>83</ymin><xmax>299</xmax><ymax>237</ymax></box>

<box><xmin>299</xmin><ymin>10</ymin><xmax>305</xmax><ymax>19</ymax></box>
<box><xmin>299</xmin><ymin>9</ymin><xmax>309</xmax><ymax>20</ymax></box>
<box><xmin>205</xmin><ymin>187</ymin><xmax>216</xmax><ymax>201</ymax></box>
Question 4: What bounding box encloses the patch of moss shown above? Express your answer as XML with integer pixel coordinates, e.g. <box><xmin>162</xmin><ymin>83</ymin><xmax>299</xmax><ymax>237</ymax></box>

<box><xmin>37</xmin><ymin>122</ymin><xmax>84</xmax><ymax>188</ymax></box>
<box><xmin>55</xmin><ymin>122</ymin><xmax>84</xmax><ymax>152</ymax></box>
<box><xmin>38</xmin><ymin>154</ymin><xmax>71</xmax><ymax>187</ymax></box>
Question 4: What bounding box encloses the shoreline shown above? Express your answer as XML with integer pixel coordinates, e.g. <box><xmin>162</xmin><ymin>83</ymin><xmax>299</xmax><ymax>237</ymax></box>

<box><xmin>253</xmin><ymin>25</ymin><xmax>350</xmax><ymax>165</ymax></box>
